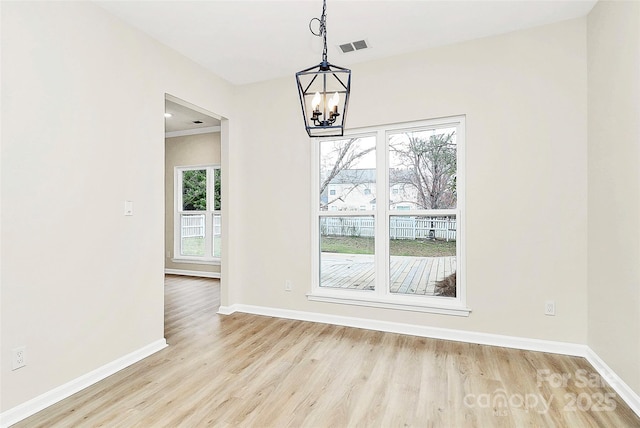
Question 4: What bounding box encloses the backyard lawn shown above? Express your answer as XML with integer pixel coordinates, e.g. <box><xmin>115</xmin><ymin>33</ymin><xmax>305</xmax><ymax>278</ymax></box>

<box><xmin>320</xmin><ymin>236</ymin><xmax>456</xmax><ymax>257</ymax></box>
<box><xmin>181</xmin><ymin>236</ymin><xmax>221</xmax><ymax>257</ymax></box>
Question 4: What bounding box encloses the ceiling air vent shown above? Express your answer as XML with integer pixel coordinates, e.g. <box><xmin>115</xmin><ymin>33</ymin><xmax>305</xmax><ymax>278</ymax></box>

<box><xmin>352</xmin><ymin>40</ymin><xmax>368</xmax><ymax>50</ymax></box>
<box><xmin>339</xmin><ymin>43</ymin><xmax>355</xmax><ymax>53</ymax></box>
<box><xmin>338</xmin><ymin>39</ymin><xmax>369</xmax><ymax>54</ymax></box>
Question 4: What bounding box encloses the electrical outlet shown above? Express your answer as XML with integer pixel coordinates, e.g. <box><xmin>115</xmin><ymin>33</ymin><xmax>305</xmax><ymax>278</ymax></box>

<box><xmin>545</xmin><ymin>300</ymin><xmax>556</xmax><ymax>316</ymax></box>
<box><xmin>12</xmin><ymin>346</ymin><xmax>26</xmax><ymax>370</ymax></box>
<box><xmin>284</xmin><ymin>280</ymin><xmax>292</xmax><ymax>292</ymax></box>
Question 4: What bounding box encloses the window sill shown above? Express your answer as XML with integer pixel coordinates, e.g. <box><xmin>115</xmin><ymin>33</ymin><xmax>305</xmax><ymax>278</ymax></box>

<box><xmin>306</xmin><ymin>291</ymin><xmax>471</xmax><ymax>317</ymax></box>
<box><xmin>171</xmin><ymin>258</ymin><xmax>220</xmax><ymax>266</ymax></box>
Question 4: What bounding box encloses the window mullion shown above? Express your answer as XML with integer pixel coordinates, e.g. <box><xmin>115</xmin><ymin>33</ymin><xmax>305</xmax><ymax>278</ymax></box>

<box><xmin>312</xmin><ymin>139</ymin><xmax>321</xmax><ymax>292</ymax></box>
<box><xmin>375</xmin><ymin>129</ymin><xmax>387</xmax><ymax>298</ymax></box>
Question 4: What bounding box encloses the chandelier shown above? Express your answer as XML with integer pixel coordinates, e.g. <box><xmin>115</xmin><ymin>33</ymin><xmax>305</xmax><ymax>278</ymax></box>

<box><xmin>295</xmin><ymin>0</ymin><xmax>351</xmax><ymax>137</ymax></box>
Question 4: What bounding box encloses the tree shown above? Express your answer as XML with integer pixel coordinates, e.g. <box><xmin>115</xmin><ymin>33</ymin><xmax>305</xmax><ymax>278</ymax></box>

<box><xmin>389</xmin><ymin>131</ymin><xmax>457</xmax><ymax>209</ymax></box>
<box><xmin>214</xmin><ymin>168</ymin><xmax>221</xmax><ymax>210</ymax></box>
<box><xmin>182</xmin><ymin>169</ymin><xmax>207</xmax><ymax>210</ymax></box>
<box><xmin>320</xmin><ymin>138</ymin><xmax>375</xmax><ymax>209</ymax></box>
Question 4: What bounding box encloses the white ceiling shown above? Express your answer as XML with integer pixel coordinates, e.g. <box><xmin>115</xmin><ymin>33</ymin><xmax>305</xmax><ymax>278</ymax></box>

<box><xmin>97</xmin><ymin>0</ymin><xmax>597</xmax><ymax>86</ymax></box>
<box><xmin>165</xmin><ymin>99</ymin><xmax>220</xmax><ymax>133</ymax></box>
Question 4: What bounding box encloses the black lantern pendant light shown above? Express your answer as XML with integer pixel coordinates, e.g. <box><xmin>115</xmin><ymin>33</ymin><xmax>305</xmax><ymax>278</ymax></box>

<box><xmin>296</xmin><ymin>0</ymin><xmax>351</xmax><ymax>137</ymax></box>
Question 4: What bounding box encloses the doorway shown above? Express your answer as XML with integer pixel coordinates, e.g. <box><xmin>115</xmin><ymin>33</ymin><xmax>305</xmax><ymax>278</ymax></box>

<box><xmin>164</xmin><ymin>95</ymin><xmax>224</xmax><ymax>281</ymax></box>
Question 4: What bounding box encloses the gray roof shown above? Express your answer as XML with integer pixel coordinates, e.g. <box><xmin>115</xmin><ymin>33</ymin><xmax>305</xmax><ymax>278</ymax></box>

<box><xmin>329</xmin><ymin>169</ymin><xmax>376</xmax><ymax>184</ymax></box>
<box><xmin>329</xmin><ymin>168</ymin><xmax>414</xmax><ymax>185</ymax></box>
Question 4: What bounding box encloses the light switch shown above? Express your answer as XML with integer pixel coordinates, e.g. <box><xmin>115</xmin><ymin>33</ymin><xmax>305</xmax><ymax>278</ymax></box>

<box><xmin>124</xmin><ymin>200</ymin><xmax>133</xmax><ymax>216</ymax></box>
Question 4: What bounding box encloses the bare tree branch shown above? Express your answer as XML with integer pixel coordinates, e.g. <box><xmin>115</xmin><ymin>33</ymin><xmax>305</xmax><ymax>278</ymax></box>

<box><xmin>320</xmin><ymin>138</ymin><xmax>375</xmax><ymax>209</ymax></box>
<box><xmin>390</xmin><ymin>131</ymin><xmax>456</xmax><ymax>209</ymax></box>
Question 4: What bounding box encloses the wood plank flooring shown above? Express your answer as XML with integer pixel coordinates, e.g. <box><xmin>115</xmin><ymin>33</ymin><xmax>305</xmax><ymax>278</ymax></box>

<box><xmin>14</xmin><ymin>275</ymin><xmax>640</xmax><ymax>427</ymax></box>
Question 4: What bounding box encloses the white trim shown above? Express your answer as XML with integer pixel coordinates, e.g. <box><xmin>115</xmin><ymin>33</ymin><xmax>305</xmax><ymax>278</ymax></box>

<box><xmin>584</xmin><ymin>348</ymin><xmax>640</xmax><ymax>417</ymax></box>
<box><xmin>217</xmin><ymin>304</ymin><xmax>640</xmax><ymax>418</ymax></box>
<box><xmin>170</xmin><ymin>258</ymin><xmax>220</xmax><ymax>266</ymax></box>
<box><xmin>311</xmin><ymin>116</ymin><xmax>467</xmax><ymax>313</ymax></box>
<box><xmin>0</xmin><ymin>339</ymin><xmax>167</xmax><ymax>428</ymax></box>
<box><xmin>174</xmin><ymin>165</ymin><xmax>221</xmax><ymax>262</ymax></box>
<box><xmin>222</xmin><ymin>304</ymin><xmax>584</xmax><ymax>355</ymax></box>
<box><xmin>165</xmin><ymin>269</ymin><xmax>220</xmax><ymax>279</ymax></box>
<box><xmin>306</xmin><ymin>292</ymin><xmax>471</xmax><ymax>316</ymax></box>
<box><xmin>217</xmin><ymin>305</ymin><xmax>236</xmax><ymax>315</ymax></box>
<box><xmin>165</xmin><ymin>126</ymin><xmax>221</xmax><ymax>138</ymax></box>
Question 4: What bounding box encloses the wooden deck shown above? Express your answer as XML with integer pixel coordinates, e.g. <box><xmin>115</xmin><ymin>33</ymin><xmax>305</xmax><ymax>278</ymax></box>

<box><xmin>320</xmin><ymin>253</ymin><xmax>456</xmax><ymax>295</ymax></box>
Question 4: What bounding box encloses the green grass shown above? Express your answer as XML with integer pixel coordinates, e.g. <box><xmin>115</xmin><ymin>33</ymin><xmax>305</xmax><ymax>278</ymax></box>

<box><xmin>321</xmin><ymin>236</ymin><xmax>456</xmax><ymax>257</ymax></box>
<box><xmin>182</xmin><ymin>237</ymin><xmax>205</xmax><ymax>257</ymax></box>
<box><xmin>182</xmin><ymin>236</ymin><xmax>222</xmax><ymax>258</ymax></box>
<box><xmin>183</xmin><ymin>235</ymin><xmax>454</xmax><ymax>258</ymax></box>
<box><xmin>213</xmin><ymin>236</ymin><xmax>221</xmax><ymax>258</ymax></box>
<box><xmin>321</xmin><ymin>236</ymin><xmax>375</xmax><ymax>255</ymax></box>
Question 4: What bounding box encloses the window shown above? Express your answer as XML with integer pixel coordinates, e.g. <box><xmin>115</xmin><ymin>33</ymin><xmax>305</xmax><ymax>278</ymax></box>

<box><xmin>310</xmin><ymin>117</ymin><xmax>468</xmax><ymax>316</ymax></box>
<box><xmin>174</xmin><ymin>165</ymin><xmax>221</xmax><ymax>264</ymax></box>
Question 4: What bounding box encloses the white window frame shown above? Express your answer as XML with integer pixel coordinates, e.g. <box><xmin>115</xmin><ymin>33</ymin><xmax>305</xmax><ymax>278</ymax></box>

<box><xmin>309</xmin><ymin>116</ymin><xmax>470</xmax><ymax>316</ymax></box>
<box><xmin>173</xmin><ymin>164</ymin><xmax>221</xmax><ymax>265</ymax></box>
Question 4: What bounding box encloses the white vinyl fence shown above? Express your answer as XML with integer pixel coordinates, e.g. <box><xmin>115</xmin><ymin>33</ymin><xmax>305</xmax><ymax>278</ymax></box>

<box><xmin>181</xmin><ymin>214</ymin><xmax>205</xmax><ymax>238</ymax></box>
<box><xmin>213</xmin><ymin>214</ymin><xmax>221</xmax><ymax>236</ymax></box>
<box><xmin>321</xmin><ymin>216</ymin><xmax>457</xmax><ymax>241</ymax></box>
<box><xmin>181</xmin><ymin>214</ymin><xmax>221</xmax><ymax>238</ymax></box>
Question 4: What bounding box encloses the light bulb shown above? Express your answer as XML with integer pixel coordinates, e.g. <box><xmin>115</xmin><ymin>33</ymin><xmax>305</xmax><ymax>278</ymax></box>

<box><xmin>330</xmin><ymin>92</ymin><xmax>339</xmax><ymax>114</ymax></box>
<box><xmin>312</xmin><ymin>92</ymin><xmax>321</xmax><ymax>112</ymax></box>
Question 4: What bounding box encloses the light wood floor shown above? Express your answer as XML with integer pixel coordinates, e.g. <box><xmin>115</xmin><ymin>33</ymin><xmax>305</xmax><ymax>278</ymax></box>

<box><xmin>15</xmin><ymin>275</ymin><xmax>640</xmax><ymax>427</ymax></box>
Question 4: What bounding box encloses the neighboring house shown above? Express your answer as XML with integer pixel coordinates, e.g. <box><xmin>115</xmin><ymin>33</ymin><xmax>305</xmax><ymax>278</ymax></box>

<box><xmin>324</xmin><ymin>169</ymin><xmax>377</xmax><ymax>211</ymax></box>
<box><xmin>323</xmin><ymin>168</ymin><xmax>420</xmax><ymax>211</ymax></box>
<box><xmin>389</xmin><ymin>168</ymin><xmax>422</xmax><ymax>211</ymax></box>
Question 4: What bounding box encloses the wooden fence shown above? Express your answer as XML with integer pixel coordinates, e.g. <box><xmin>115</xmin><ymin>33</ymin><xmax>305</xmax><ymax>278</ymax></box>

<box><xmin>320</xmin><ymin>216</ymin><xmax>456</xmax><ymax>241</ymax></box>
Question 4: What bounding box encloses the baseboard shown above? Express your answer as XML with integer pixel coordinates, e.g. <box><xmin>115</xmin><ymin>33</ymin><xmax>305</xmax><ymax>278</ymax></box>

<box><xmin>217</xmin><ymin>305</ymin><xmax>236</xmax><ymax>315</ymax></box>
<box><xmin>221</xmin><ymin>304</ymin><xmax>639</xmax><ymax>418</ymax></box>
<box><xmin>164</xmin><ymin>269</ymin><xmax>220</xmax><ymax>279</ymax></box>
<box><xmin>224</xmin><ymin>304</ymin><xmax>587</xmax><ymax>356</ymax></box>
<box><xmin>584</xmin><ymin>347</ymin><xmax>640</xmax><ymax>417</ymax></box>
<box><xmin>0</xmin><ymin>339</ymin><xmax>167</xmax><ymax>428</ymax></box>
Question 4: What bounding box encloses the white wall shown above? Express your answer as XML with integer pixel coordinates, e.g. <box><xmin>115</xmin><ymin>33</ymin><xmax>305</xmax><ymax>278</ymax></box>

<box><xmin>0</xmin><ymin>1</ymin><xmax>235</xmax><ymax>411</ymax></box>
<box><xmin>587</xmin><ymin>0</ymin><xmax>640</xmax><ymax>394</ymax></box>
<box><xmin>234</xmin><ymin>19</ymin><xmax>588</xmax><ymax>342</ymax></box>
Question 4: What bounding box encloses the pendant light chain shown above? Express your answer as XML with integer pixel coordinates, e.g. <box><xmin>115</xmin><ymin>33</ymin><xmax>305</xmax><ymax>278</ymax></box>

<box><xmin>309</xmin><ymin>0</ymin><xmax>329</xmax><ymax>64</ymax></box>
<box><xmin>321</xmin><ymin>0</ymin><xmax>328</xmax><ymax>64</ymax></box>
